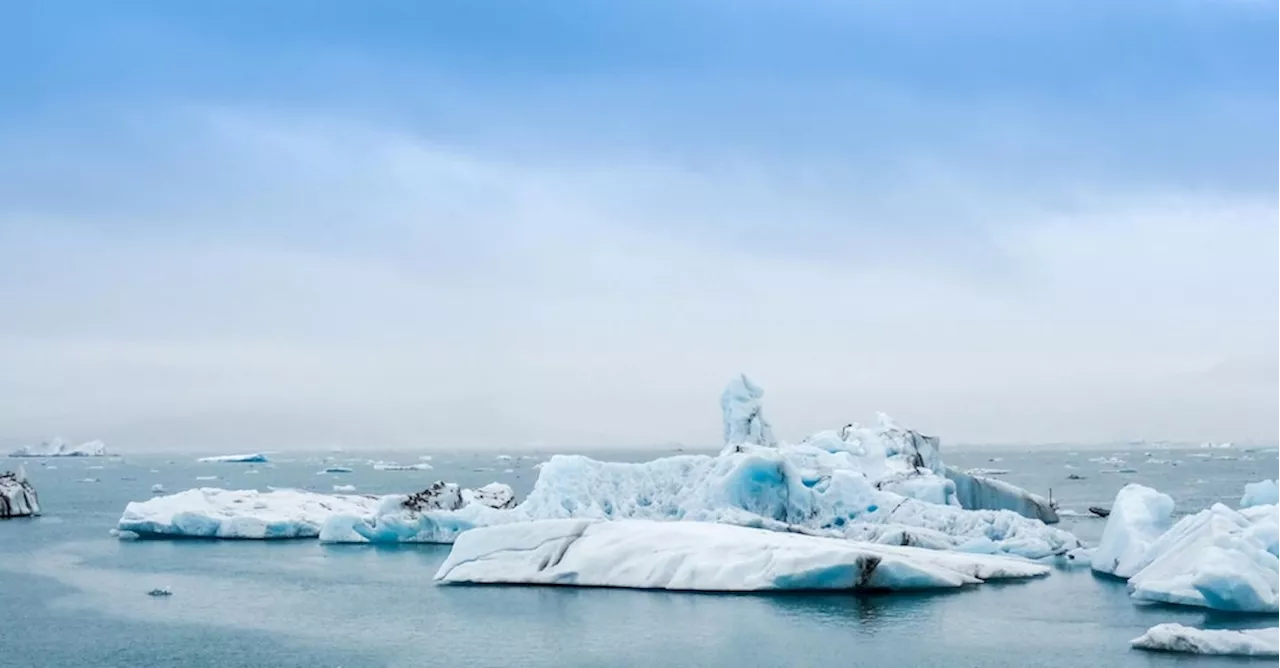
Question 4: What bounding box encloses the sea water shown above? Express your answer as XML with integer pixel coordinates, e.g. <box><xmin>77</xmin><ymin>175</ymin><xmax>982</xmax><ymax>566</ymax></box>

<box><xmin>1</xmin><ymin>446</ymin><xmax>1276</xmax><ymax>667</ymax></box>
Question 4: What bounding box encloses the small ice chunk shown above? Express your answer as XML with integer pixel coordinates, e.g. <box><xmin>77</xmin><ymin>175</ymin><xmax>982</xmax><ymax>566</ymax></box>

<box><xmin>333</xmin><ymin>484</ymin><xmax>357</xmax><ymax>492</ymax></box>
<box><xmin>147</xmin><ymin>588</ymin><xmax>173</xmax><ymax>597</ymax></box>
<box><xmin>150</xmin><ymin>484</ymin><xmax>165</xmax><ymax>494</ymax></box>
<box><xmin>197</xmin><ymin>453</ymin><xmax>269</xmax><ymax>463</ymax></box>
<box><xmin>1241</xmin><ymin>480</ymin><xmax>1278</xmax><ymax>509</ymax></box>
<box><xmin>319</xmin><ymin>467</ymin><xmax>354</xmax><ymax>474</ymax></box>
<box><xmin>372</xmin><ymin>462</ymin><xmax>433</xmax><ymax>471</ymax></box>
<box><xmin>1130</xmin><ymin>623</ymin><xmax>1277</xmax><ymax>656</ymax></box>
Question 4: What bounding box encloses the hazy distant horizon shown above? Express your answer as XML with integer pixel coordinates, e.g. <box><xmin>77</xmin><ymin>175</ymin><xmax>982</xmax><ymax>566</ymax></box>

<box><xmin>2</xmin><ymin>2</ymin><xmax>1275</xmax><ymax>450</ymax></box>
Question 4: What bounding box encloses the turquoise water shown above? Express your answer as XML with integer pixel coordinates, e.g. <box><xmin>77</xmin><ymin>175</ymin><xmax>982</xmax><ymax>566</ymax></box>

<box><xmin>2</xmin><ymin>447</ymin><xmax>1276</xmax><ymax>667</ymax></box>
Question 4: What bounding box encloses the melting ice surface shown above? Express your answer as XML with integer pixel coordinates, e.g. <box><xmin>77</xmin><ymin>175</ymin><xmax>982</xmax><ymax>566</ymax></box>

<box><xmin>434</xmin><ymin>519</ymin><xmax>1050</xmax><ymax>592</ymax></box>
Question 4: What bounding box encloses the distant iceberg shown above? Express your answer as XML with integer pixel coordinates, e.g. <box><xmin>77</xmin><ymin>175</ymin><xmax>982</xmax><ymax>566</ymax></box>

<box><xmin>1131</xmin><ymin>623</ymin><xmax>1277</xmax><ymax>657</ymax></box>
<box><xmin>1093</xmin><ymin>482</ymin><xmax>1278</xmax><ymax>613</ymax></box>
<box><xmin>196</xmin><ymin>453</ymin><xmax>269</xmax><ymax>463</ymax></box>
<box><xmin>10</xmin><ymin>438</ymin><xmax>107</xmax><ymax>457</ymax></box>
<box><xmin>371</xmin><ymin>462</ymin><xmax>432</xmax><ymax>471</ymax></box>
<box><xmin>1</xmin><ymin>468</ymin><xmax>40</xmax><ymax>518</ymax></box>
<box><xmin>118</xmin><ymin>488</ymin><xmax>379</xmax><ymax>539</ymax></box>
<box><xmin>435</xmin><ymin>519</ymin><xmax>1049</xmax><ymax>592</ymax></box>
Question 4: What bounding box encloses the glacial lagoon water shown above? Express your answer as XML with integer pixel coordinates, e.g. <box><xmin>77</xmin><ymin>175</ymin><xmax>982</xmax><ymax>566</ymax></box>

<box><xmin>2</xmin><ymin>446</ymin><xmax>1276</xmax><ymax>667</ymax></box>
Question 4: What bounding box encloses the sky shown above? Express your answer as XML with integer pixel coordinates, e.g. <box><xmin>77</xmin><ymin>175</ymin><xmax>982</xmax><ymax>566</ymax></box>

<box><xmin>0</xmin><ymin>1</ymin><xmax>1276</xmax><ymax>451</ymax></box>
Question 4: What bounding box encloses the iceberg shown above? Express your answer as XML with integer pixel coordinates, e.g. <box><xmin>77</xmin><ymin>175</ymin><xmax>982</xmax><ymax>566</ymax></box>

<box><xmin>150</xmin><ymin>484</ymin><xmax>165</xmax><ymax>494</ymax></box>
<box><xmin>196</xmin><ymin>453</ymin><xmax>269</xmax><ymax>463</ymax></box>
<box><xmin>1130</xmin><ymin>623</ymin><xmax>1278</xmax><ymax>657</ymax></box>
<box><xmin>721</xmin><ymin>373</ymin><xmax>776</xmax><ymax>447</ymax></box>
<box><xmin>333</xmin><ymin>484</ymin><xmax>357</xmax><ymax>492</ymax></box>
<box><xmin>1090</xmin><ymin>484</ymin><xmax>1175</xmax><ymax>578</ymax></box>
<box><xmin>435</xmin><ymin>519</ymin><xmax>1050</xmax><ymax>592</ymax></box>
<box><xmin>319</xmin><ymin>482</ymin><xmax>518</xmax><ymax>544</ymax></box>
<box><xmin>318</xmin><ymin>376</ymin><xmax>1078</xmax><ymax>557</ymax></box>
<box><xmin>1</xmin><ymin>468</ymin><xmax>40</xmax><ymax>518</ymax></box>
<box><xmin>1241</xmin><ymin>480</ymin><xmax>1278</xmax><ymax>509</ymax></box>
<box><xmin>118</xmin><ymin>488</ymin><xmax>380</xmax><ymax>539</ymax></box>
<box><xmin>1092</xmin><ymin>483</ymin><xmax>1279</xmax><ymax>613</ymax></box>
<box><xmin>10</xmin><ymin>438</ymin><xmax>107</xmax><ymax>457</ymax></box>
<box><xmin>319</xmin><ymin>466</ymin><xmax>354</xmax><ymax>474</ymax></box>
<box><xmin>372</xmin><ymin>462</ymin><xmax>432</xmax><ymax>471</ymax></box>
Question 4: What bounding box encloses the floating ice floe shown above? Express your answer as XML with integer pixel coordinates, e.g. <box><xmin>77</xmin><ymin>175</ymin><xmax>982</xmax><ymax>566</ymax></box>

<box><xmin>1</xmin><ymin>468</ymin><xmax>39</xmax><ymax>518</ymax></box>
<box><xmin>197</xmin><ymin>453</ymin><xmax>269</xmax><ymax>463</ymax></box>
<box><xmin>372</xmin><ymin>462</ymin><xmax>433</xmax><ymax>471</ymax></box>
<box><xmin>118</xmin><ymin>488</ymin><xmax>381</xmax><ymax>539</ymax></box>
<box><xmin>150</xmin><ymin>484</ymin><xmax>165</xmax><ymax>494</ymax></box>
<box><xmin>333</xmin><ymin>484</ymin><xmax>357</xmax><ymax>492</ymax></box>
<box><xmin>1130</xmin><ymin>623</ymin><xmax>1277</xmax><ymax>657</ymax></box>
<box><xmin>964</xmin><ymin>468</ymin><xmax>1010</xmax><ymax>476</ymax></box>
<box><xmin>434</xmin><ymin>519</ymin><xmax>1050</xmax><ymax>592</ymax></box>
<box><xmin>1093</xmin><ymin>482</ymin><xmax>1279</xmax><ymax>613</ymax></box>
<box><xmin>194</xmin><ymin>476</ymin><xmax>218</xmax><ymax>481</ymax></box>
<box><xmin>319</xmin><ymin>467</ymin><xmax>354</xmax><ymax>474</ymax></box>
<box><xmin>10</xmin><ymin>438</ymin><xmax>107</xmax><ymax>457</ymax></box>
<box><xmin>1088</xmin><ymin>456</ymin><xmax>1125</xmax><ymax>466</ymax></box>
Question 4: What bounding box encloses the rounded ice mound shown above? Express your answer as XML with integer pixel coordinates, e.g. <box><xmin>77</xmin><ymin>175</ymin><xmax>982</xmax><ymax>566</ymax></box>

<box><xmin>1241</xmin><ymin>480</ymin><xmax>1278</xmax><ymax>509</ymax></box>
<box><xmin>1091</xmin><ymin>483</ymin><xmax>1175</xmax><ymax>578</ymax></box>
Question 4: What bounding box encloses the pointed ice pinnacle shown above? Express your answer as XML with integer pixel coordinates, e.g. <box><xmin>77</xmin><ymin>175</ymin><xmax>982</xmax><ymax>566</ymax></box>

<box><xmin>720</xmin><ymin>374</ymin><xmax>776</xmax><ymax>447</ymax></box>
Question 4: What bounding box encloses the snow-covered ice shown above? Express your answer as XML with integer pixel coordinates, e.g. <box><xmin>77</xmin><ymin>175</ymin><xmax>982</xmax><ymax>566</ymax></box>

<box><xmin>1</xmin><ymin>468</ymin><xmax>39</xmax><ymax>518</ymax></box>
<box><xmin>1130</xmin><ymin>623</ymin><xmax>1277</xmax><ymax>657</ymax></box>
<box><xmin>435</xmin><ymin>519</ymin><xmax>1050</xmax><ymax>592</ymax></box>
<box><xmin>197</xmin><ymin>453</ymin><xmax>269</xmax><ymax>463</ymax></box>
<box><xmin>118</xmin><ymin>488</ymin><xmax>380</xmax><ymax>539</ymax></box>
<box><xmin>10</xmin><ymin>438</ymin><xmax>107</xmax><ymax>457</ymax></box>
<box><xmin>1241</xmin><ymin>480</ymin><xmax>1278</xmax><ymax>509</ymax></box>
<box><xmin>1091</xmin><ymin>484</ymin><xmax>1174</xmax><ymax>578</ymax></box>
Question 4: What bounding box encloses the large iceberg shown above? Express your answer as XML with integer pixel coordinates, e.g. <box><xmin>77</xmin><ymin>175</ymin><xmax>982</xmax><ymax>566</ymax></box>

<box><xmin>118</xmin><ymin>488</ymin><xmax>379</xmax><ymax>539</ymax></box>
<box><xmin>1130</xmin><ymin>623</ymin><xmax>1278</xmax><ymax>657</ymax></box>
<box><xmin>196</xmin><ymin>453</ymin><xmax>269</xmax><ymax>463</ymax></box>
<box><xmin>320</xmin><ymin>376</ymin><xmax>1078</xmax><ymax>558</ymax></box>
<box><xmin>1090</xmin><ymin>484</ymin><xmax>1175</xmax><ymax>578</ymax></box>
<box><xmin>435</xmin><ymin>519</ymin><xmax>1050</xmax><ymax>592</ymax></box>
<box><xmin>1092</xmin><ymin>482</ymin><xmax>1279</xmax><ymax>613</ymax></box>
<box><xmin>1</xmin><ymin>468</ymin><xmax>39</xmax><ymax>518</ymax></box>
<box><xmin>10</xmin><ymin>438</ymin><xmax>106</xmax><ymax>457</ymax></box>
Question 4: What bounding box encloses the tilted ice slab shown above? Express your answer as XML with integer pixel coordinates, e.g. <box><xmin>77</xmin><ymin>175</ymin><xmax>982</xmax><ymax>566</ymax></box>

<box><xmin>1</xmin><ymin>468</ymin><xmax>40</xmax><ymax>518</ymax></box>
<box><xmin>945</xmin><ymin>467</ymin><xmax>1059</xmax><ymax>524</ymax></box>
<box><xmin>118</xmin><ymin>488</ymin><xmax>380</xmax><ymax>539</ymax></box>
<box><xmin>1091</xmin><ymin>484</ymin><xmax>1175</xmax><ymax>578</ymax></box>
<box><xmin>434</xmin><ymin>519</ymin><xmax>1050</xmax><ymax>592</ymax></box>
<box><xmin>1130</xmin><ymin>623</ymin><xmax>1278</xmax><ymax>657</ymax></box>
<box><xmin>196</xmin><ymin>453</ymin><xmax>269</xmax><ymax>463</ymax></box>
<box><xmin>1092</xmin><ymin>482</ymin><xmax>1279</xmax><ymax>613</ymax></box>
<box><xmin>10</xmin><ymin>438</ymin><xmax>106</xmax><ymax>457</ymax></box>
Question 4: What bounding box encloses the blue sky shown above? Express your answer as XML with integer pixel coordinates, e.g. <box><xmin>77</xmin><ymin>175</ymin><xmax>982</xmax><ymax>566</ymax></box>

<box><xmin>0</xmin><ymin>1</ymin><xmax>1276</xmax><ymax>450</ymax></box>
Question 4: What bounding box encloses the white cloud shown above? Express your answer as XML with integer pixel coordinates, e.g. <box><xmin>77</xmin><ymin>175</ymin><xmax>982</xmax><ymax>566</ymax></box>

<box><xmin>0</xmin><ymin>111</ymin><xmax>1274</xmax><ymax>449</ymax></box>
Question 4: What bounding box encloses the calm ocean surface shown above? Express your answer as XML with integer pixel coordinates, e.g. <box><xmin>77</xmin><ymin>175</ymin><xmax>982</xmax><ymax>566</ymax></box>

<box><xmin>2</xmin><ymin>445</ymin><xmax>1276</xmax><ymax>667</ymax></box>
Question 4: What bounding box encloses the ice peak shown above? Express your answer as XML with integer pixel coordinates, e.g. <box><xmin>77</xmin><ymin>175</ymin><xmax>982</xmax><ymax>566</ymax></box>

<box><xmin>720</xmin><ymin>374</ymin><xmax>776</xmax><ymax>447</ymax></box>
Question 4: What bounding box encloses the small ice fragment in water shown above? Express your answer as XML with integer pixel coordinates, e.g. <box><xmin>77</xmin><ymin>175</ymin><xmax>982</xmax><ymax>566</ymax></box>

<box><xmin>147</xmin><ymin>588</ymin><xmax>172</xmax><ymax>597</ymax></box>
